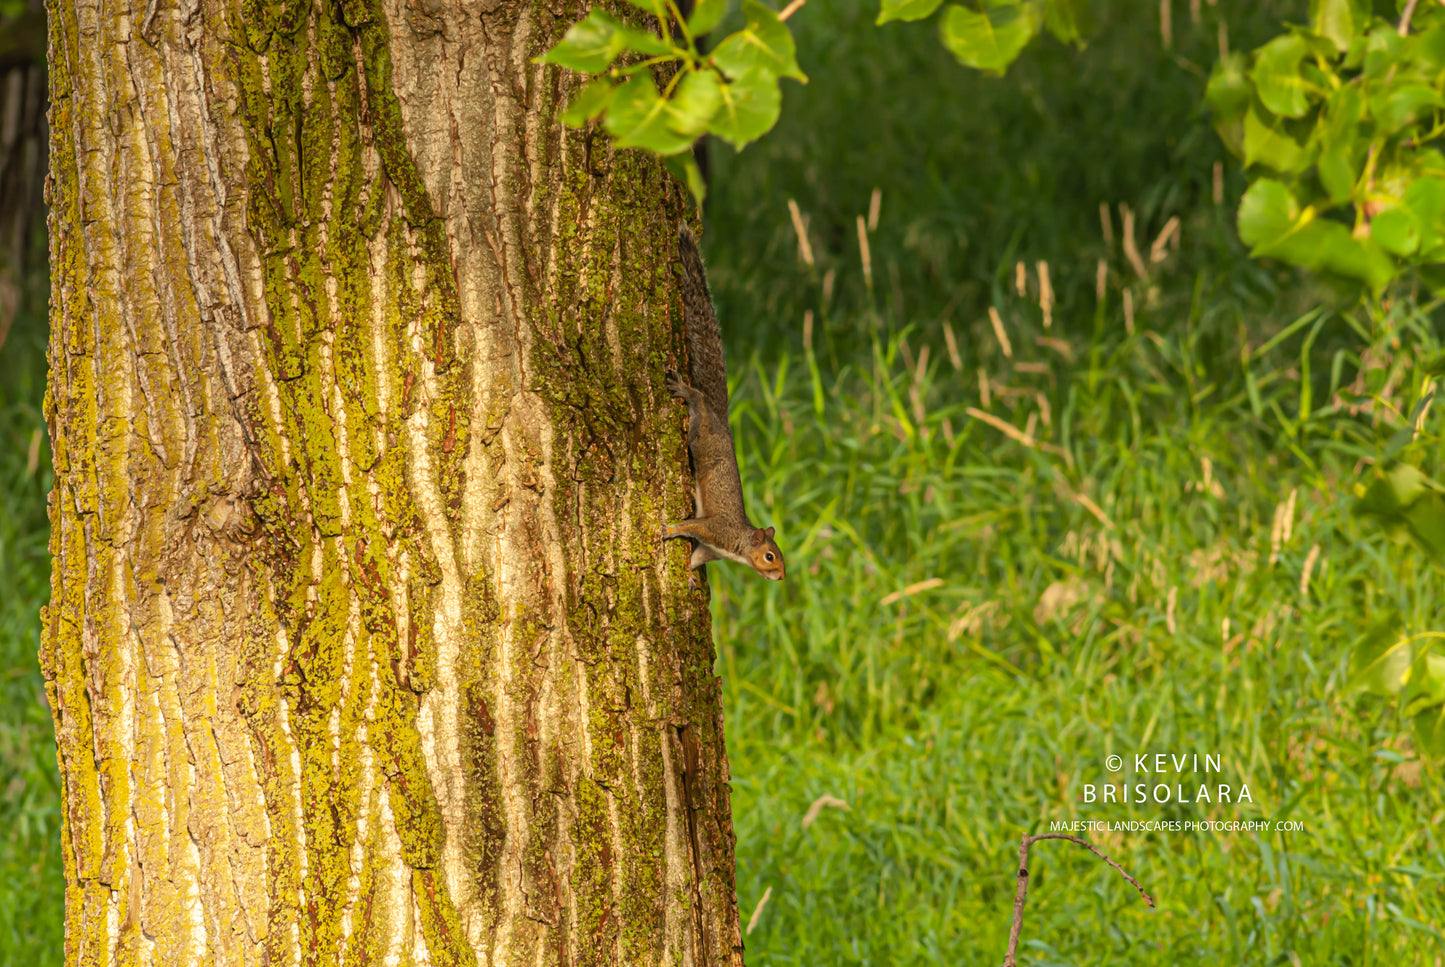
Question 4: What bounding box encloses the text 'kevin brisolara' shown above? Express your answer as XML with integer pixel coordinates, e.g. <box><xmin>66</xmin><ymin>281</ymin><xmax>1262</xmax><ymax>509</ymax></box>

<box><xmin>1084</xmin><ymin>781</ymin><xmax>1252</xmax><ymax>804</ymax></box>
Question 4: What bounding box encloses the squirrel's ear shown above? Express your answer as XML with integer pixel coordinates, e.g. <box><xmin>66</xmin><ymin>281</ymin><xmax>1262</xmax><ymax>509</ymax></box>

<box><xmin>764</xmin><ymin>526</ymin><xmax>775</xmax><ymax>539</ymax></box>
<box><xmin>750</xmin><ymin>528</ymin><xmax>765</xmax><ymax>546</ymax></box>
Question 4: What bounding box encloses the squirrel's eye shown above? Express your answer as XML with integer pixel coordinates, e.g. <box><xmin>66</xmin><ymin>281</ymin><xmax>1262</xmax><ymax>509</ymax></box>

<box><xmin>765</xmin><ymin>553</ymin><xmax>774</xmax><ymax>562</ymax></box>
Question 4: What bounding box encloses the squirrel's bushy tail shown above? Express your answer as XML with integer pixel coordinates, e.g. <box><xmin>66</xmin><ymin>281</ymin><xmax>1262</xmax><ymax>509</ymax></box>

<box><xmin>677</xmin><ymin>223</ymin><xmax>730</xmax><ymax>421</ymax></box>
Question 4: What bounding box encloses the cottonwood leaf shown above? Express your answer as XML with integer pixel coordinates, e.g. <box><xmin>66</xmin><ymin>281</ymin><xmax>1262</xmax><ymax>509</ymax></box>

<box><xmin>541</xmin><ymin>11</ymin><xmax>631</xmax><ymax>73</ymax></box>
<box><xmin>877</xmin><ymin>0</ymin><xmax>945</xmax><ymax>26</ymax></box>
<box><xmin>1238</xmin><ymin>179</ymin><xmax>1393</xmax><ymax>290</ymax></box>
<box><xmin>1371</xmin><ymin>206</ymin><xmax>1420</xmax><ymax>256</ymax></box>
<box><xmin>1252</xmin><ymin>34</ymin><xmax>1314</xmax><ymax>119</ymax></box>
<box><xmin>1369</xmin><ymin>82</ymin><xmax>1440</xmax><ymax>135</ymax></box>
<box><xmin>604</xmin><ymin>74</ymin><xmax>696</xmax><ymax>155</ymax></box>
<box><xmin>1310</xmin><ymin>0</ymin><xmax>1368</xmax><ymax>52</ymax></box>
<box><xmin>711</xmin><ymin>0</ymin><xmax>807</xmax><ymax>82</ymax></box>
<box><xmin>688</xmin><ymin>0</ymin><xmax>729</xmax><ymax>36</ymax></box>
<box><xmin>710</xmin><ymin>69</ymin><xmax>782</xmax><ymax>148</ymax></box>
<box><xmin>666</xmin><ymin>154</ymin><xmax>708</xmax><ymax>207</ymax></box>
<box><xmin>1405</xmin><ymin>176</ymin><xmax>1445</xmax><ymax>255</ymax></box>
<box><xmin>1206</xmin><ymin>51</ymin><xmax>1252</xmax><ymax>124</ymax></box>
<box><xmin>939</xmin><ymin>2</ymin><xmax>1040</xmax><ymax>76</ymax></box>
<box><xmin>1243</xmin><ymin>105</ymin><xmax>1311</xmax><ymax>173</ymax></box>
<box><xmin>1043</xmin><ymin>0</ymin><xmax>1086</xmax><ymax>46</ymax></box>
<box><xmin>560</xmin><ymin>78</ymin><xmax>617</xmax><ymax>127</ymax></box>
<box><xmin>1347</xmin><ymin>610</ymin><xmax>1409</xmax><ymax>697</ymax></box>
<box><xmin>667</xmin><ymin>69</ymin><xmax>724</xmax><ymax>138</ymax></box>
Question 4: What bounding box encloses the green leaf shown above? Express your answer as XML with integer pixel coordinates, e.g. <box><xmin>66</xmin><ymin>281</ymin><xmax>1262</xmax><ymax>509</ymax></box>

<box><xmin>1316</xmin><ymin>85</ymin><xmax>1365</xmax><ymax>202</ymax></box>
<box><xmin>1043</xmin><ymin>0</ymin><xmax>1086</xmax><ymax>46</ymax></box>
<box><xmin>1404</xmin><ymin>644</ymin><xmax>1445</xmax><ymax>761</ymax></box>
<box><xmin>1403</xmin><ymin>653</ymin><xmax>1445</xmax><ymax>717</ymax></box>
<box><xmin>710</xmin><ymin>68</ymin><xmax>783</xmax><ymax>148</ymax></box>
<box><xmin>1283</xmin><ymin>219</ymin><xmax>1392</xmax><ymax>289</ymax></box>
<box><xmin>687</xmin><ymin>0</ymin><xmax>729</xmax><ymax>36</ymax></box>
<box><xmin>1404</xmin><ymin>175</ymin><xmax>1445</xmax><ymax>255</ymax></box>
<box><xmin>1238</xmin><ymin>179</ymin><xmax>1394</xmax><ymax>290</ymax></box>
<box><xmin>540</xmin><ymin>11</ymin><xmax>631</xmax><ymax>74</ymax></box>
<box><xmin>604</xmin><ymin>74</ymin><xmax>696</xmax><ymax>155</ymax></box>
<box><xmin>878</xmin><ymin>0</ymin><xmax>945</xmax><ymax>25</ymax></box>
<box><xmin>1346</xmin><ymin>610</ymin><xmax>1409</xmax><ymax>697</ymax></box>
<box><xmin>1364</xmin><ymin>24</ymin><xmax>1404</xmax><ymax>81</ymax></box>
<box><xmin>1243</xmin><ymin>106</ymin><xmax>1311</xmax><ymax>173</ymax></box>
<box><xmin>1310</xmin><ymin>0</ymin><xmax>1368</xmax><ymax>52</ymax></box>
<box><xmin>1252</xmin><ymin>34</ymin><xmax>1314</xmax><ymax>119</ymax></box>
<box><xmin>667</xmin><ymin>68</ymin><xmax>724</xmax><ymax>138</ymax></box>
<box><xmin>939</xmin><ymin>2</ymin><xmax>1041</xmax><ymax>76</ymax></box>
<box><xmin>1415</xmin><ymin>25</ymin><xmax>1445</xmax><ymax>77</ymax></box>
<box><xmin>560</xmin><ymin>78</ymin><xmax>617</xmax><ymax>127</ymax></box>
<box><xmin>1369</xmin><ymin>82</ymin><xmax>1440</xmax><ymax>135</ymax></box>
<box><xmin>1298</xmin><ymin>221</ymin><xmax>1395</xmax><ymax>291</ymax></box>
<box><xmin>666</xmin><ymin>153</ymin><xmax>708</xmax><ymax>207</ymax></box>
<box><xmin>1318</xmin><ymin>143</ymin><xmax>1358</xmax><ymax>203</ymax></box>
<box><xmin>711</xmin><ymin>0</ymin><xmax>808</xmax><ymax>82</ymax></box>
<box><xmin>1409</xmin><ymin>652</ymin><xmax>1445</xmax><ymax>757</ymax></box>
<box><xmin>1238</xmin><ymin>178</ymin><xmax>1301</xmax><ymax>248</ymax></box>
<box><xmin>620</xmin><ymin>25</ymin><xmax>681</xmax><ymax>57</ymax></box>
<box><xmin>1404</xmin><ymin>492</ymin><xmax>1445</xmax><ymax>560</ymax></box>
<box><xmin>1206</xmin><ymin>52</ymin><xmax>1253</xmax><ymax>123</ymax></box>
<box><xmin>1413</xmin><ymin>701</ymin><xmax>1445</xmax><ymax>758</ymax></box>
<box><xmin>1352</xmin><ymin>463</ymin><xmax>1445</xmax><ymax>556</ymax></box>
<box><xmin>1371</xmin><ymin>206</ymin><xmax>1420</xmax><ymax>255</ymax></box>
<box><xmin>1356</xmin><ymin>463</ymin><xmax>1429</xmax><ymax>516</ymax></box>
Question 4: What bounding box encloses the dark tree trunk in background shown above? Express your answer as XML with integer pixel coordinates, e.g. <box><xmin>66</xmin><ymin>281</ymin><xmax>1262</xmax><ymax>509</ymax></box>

<box><xmin>42</xmin><ymin>0</ymin><xmax>744</xmax><ymax>963</ymax></box>
<box><xmin>0</xmin><ymin>1</ymin><xmax>48</xmax><ymax>347</ymax></box>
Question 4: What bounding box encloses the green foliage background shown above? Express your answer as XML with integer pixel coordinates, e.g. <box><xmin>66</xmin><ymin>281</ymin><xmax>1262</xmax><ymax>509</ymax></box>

<box><xmin>5</xmin><ymin>0</ymin><xmax>1445</xmax><ymax>963</ymax></box>
<box><xmin>704</xmin><ymin>0</ymin><xmax>1445</xmax><ymax>962</ymax></box>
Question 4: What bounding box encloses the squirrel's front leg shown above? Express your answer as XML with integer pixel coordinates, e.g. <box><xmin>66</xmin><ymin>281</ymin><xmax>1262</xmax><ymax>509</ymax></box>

<box><xmin>663</xmin><ymin>517</ymin><xmax>728</xmax><ymax>549</ymax></box>
<box><xmin>665</xmin><ymin>370</ymin><xmax>702</xmax><ymax>411</ymax></box>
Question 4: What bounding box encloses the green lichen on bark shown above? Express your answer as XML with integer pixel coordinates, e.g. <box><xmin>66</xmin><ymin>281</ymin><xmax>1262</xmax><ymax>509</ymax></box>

<box><xmin>228</xmin><ymin>0</ymin><xmax>473</xmax><ymax>961</ymax></box>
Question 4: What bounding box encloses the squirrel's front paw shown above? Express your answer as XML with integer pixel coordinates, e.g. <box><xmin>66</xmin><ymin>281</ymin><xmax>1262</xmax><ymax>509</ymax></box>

<box><xmin>664</xmin><ymin>370</ymin><xmax>686</xmax><ymax>398</ymax></box>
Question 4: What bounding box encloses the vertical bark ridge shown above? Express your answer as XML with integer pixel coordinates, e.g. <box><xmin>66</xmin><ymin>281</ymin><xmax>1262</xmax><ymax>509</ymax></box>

<box><xmin>44</xmin><ymin>0</ymin><xmax>745</xmax><ymax>963</ymax></box>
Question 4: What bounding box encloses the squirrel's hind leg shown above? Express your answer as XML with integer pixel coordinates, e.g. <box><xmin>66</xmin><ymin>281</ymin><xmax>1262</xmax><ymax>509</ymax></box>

<box><xmin>688</xmin><ymin>543</ymin><xmax>720</xmax><ymax>568</ymax></box>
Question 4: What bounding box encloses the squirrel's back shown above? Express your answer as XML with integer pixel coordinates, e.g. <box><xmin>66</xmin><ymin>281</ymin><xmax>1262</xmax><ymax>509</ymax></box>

<box><xmin>677</xmin><ymin>224</ymin><xmax>730</xmax><ymax>422</ymax></box>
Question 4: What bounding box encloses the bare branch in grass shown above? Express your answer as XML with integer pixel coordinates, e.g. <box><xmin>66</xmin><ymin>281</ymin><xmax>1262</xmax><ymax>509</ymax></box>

<box><xmin>1002</xmin><ymin>833</ymin><xmax>1155</xmax><ymax>967</ymax></box>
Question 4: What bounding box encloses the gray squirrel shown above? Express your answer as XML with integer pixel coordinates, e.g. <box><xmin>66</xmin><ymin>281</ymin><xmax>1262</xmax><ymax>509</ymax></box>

<box><xmin>662</xmin><ymin>225</ymin><xmax>786</xmax><ymax>581</ymax></box>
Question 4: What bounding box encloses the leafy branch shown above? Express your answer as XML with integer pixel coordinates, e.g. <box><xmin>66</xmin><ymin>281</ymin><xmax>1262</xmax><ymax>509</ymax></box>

<box><xmin>876</xmin><ymin>0</ymin><xmax>1087</xmax><ymax>75</ymax></box>
<box><xmin>539</xmin><ymin>0</ymin><xmax>808</xmax><ymax>203</ymax></box>
<box><xmin>537</xmin><ymin>0</ymin><xmax>1089</xmax><ymax>204</ymax></box>
<box><xmin>1207</xmin><ymin>0</ymin><xmax>1445</xmax><ymax>295</ymax></box>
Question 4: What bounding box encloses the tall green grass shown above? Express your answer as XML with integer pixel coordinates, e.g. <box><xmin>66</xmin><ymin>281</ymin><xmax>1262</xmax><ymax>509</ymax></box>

<box><xmin>0</xmin><ymin>267</ymin><xmax>63</xmax><ymax>960</ymax></box>
<box><xmin>704</xmin><ymin>1</ymin><xmax>1445</xmax><ymax>963</ymax></box>
<box><xmin>716</xmin><ymin>295</ymin><xmax>1445</xmax><ymax>963</ymax></box>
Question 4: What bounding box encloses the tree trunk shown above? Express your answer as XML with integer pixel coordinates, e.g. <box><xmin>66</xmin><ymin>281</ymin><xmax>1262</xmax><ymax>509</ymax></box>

<box><xmin>41</xmin><ymin>1</ymin><xmax>744</xmax><ymax>964</ymax></box>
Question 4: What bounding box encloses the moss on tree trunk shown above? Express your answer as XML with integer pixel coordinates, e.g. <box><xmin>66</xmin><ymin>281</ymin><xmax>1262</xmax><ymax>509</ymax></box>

<box><xmin>41</xmin><ymin>0</ymin><xmax>743</xmax><ymax>963</ymax></box>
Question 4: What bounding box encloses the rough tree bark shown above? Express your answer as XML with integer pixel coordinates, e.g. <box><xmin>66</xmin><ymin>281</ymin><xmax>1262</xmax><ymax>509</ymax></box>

<box><xmin>41</xmin><ymin>0</ymin><xmax>744</xmax><ymax>964</ymax></box>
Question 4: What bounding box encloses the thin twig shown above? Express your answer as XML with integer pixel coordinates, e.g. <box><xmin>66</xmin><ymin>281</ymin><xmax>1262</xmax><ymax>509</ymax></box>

<box><xmin>1398</xmin><ymin>0</ymin><xmax>1421</xmax><ymax>37</ymax></box>
<box><xmin>1002</xmin><ymin>833</ymin><xmax>1155</xmax><ymax>967</ymax></box>
<box><xmin>779</xmin><ymin>0</ymin><xmax>807</xmax><ymax>21</ymax></box>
